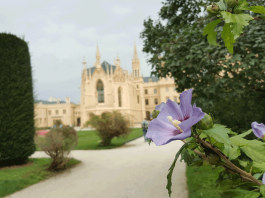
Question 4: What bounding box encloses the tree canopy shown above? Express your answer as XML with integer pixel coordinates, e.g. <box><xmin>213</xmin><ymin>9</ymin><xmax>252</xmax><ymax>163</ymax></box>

<box><xmin>140</xmin><ymin>0</ymin><xmax>265</xmax><ymax>133</ymax></box>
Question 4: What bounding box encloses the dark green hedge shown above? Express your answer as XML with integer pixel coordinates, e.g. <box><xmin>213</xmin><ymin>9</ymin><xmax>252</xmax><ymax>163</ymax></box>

<box><xmin>0</xmin><ymin>32</ymin><xmax>36</xmax><ymax>167</ymax></box>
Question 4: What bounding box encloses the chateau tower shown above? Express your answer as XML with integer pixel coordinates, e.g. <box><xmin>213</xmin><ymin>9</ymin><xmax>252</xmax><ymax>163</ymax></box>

<box><xmin>82</xmin><ymin>57</ymin><xmax>87</xmax><ymax>82</ymax></box>
<box><xmin>94</xmin><ymin>43</ymin><xmax>101</xmax><ymax>69</ymax></box>
<box><xmin>116</xmin><ymin>54</ymin><xmax>120</xmax><ymax>67</ymax></box>
<box><xmin>132</xmin><ymin>42</ymin><xmax>140</xmax><ymax>77</ymax></box>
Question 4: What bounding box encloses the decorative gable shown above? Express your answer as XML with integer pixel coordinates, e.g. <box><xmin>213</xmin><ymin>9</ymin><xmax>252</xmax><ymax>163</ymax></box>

<box><xmin>113</xmin><ymin>67</ymin><xmax>125</xmax><ymax>83</ymax></box>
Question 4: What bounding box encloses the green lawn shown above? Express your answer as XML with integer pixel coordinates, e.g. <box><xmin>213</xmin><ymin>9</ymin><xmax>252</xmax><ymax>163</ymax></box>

<box><xmin>186</xmin><ymin>164</ymin><xmax>258</xmax><ymax>198</ymax></box>
<box><xmin>35</xmin><ymin>128</ymin><xmax>144</xmax><ymax>151</ymax></box>
<box><xmin>0</xmin><ymin>128</ymin><xmax>143</xmax><ymax>197</ymax></box>
<box><xmin>0</xmin><ymin>158</ymin><xmax>81</xmax><ymax>198</ymax></box>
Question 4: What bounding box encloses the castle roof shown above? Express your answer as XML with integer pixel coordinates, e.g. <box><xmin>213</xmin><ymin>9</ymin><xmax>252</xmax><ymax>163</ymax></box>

<box><xmin>34</xmin><ymin>99</ymin><xmax>76</xmax><ymax>105</ymax></box>
<box><xmin>142</xmin><ymin>76</ymin><xmax>160</xmax><ymax>83</ymax></box>
<box><xmin>87</xmin><ymin>61</ymin><xmax>117</xmax><ymax>75</ymax></box>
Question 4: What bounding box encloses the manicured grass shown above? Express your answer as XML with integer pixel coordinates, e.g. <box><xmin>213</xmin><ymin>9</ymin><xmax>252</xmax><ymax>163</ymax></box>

<box><xmin>186</xmin><ymin>164</ymin><xmax>257</xmax><ymax>198</ymax></box>
<box><xmin>35</xmin><ymin>128</ymin><xmax>143</xmax><ymax>151</ymax></box>
<box><xmin>0</xmin><ymin>158</ymin><xmax>81</xmax><ymax>198</ymax></box>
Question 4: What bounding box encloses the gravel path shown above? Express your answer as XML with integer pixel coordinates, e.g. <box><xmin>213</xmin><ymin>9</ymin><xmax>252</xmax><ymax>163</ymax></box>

<box><xmin>5</xmin><ymin>138</ymin><xmax>189</xmax><ymax>198</ymax></box>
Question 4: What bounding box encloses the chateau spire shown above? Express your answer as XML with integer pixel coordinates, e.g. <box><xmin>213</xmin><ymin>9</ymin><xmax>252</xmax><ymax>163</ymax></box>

<box><xmin>94</xmin><ymin>43</ymin><xmax>101</xmax><ymax>69</ymax></box>
<box><xmin>132</xmin><ymin>42</ymin><xmax>140</xmax><ymax>78</ymax></box>
<box><xmin>116</xmin><ymin>54</ymin><xmax>120</xmax><ymax>67</ymax></box>
<box><xmin>133</xmin><ymin>42</ymin><xmax>139</xmax><ymax>60</ymax></box>
<box><xmin>82</xmin><ymin>56</ymin><xmax>86</xmax><ymax>69</ymax></box>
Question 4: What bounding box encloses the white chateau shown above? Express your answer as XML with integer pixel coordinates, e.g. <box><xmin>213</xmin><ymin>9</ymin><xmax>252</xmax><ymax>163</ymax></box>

<box><xmin>34</xmin><ymin>43</ymin><xmax>181</xmax><ymax>128</ymax></box>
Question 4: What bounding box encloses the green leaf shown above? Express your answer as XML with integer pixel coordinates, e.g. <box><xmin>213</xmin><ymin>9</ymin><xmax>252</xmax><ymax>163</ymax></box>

<box><xmin>253</xmin><ymin>173</ymin><xmax>263</xmax><ymax>180</ymax></box>
<box><xmin>180</xmin><ymin>148</ymin><xmax>194</xmax><ymax>166</ymax></box>
<box><xmin>202</xmin><ymin>124</ymin><xmax>232</xmax><ymax>146</ymax></box>
<box><xmin>243</xmin><ymin>192</ymin><xmax>260</xmax><ymax>198</ymax></box>
<box><xmin>217</xmin><ymin>0</ymin><xmax>227</xmax><ymax>11</ymax></box>
<box><xmin>230</xmin><ymin>135</ymin><xmax>263</xmax><ymax>147</ymax></box>
<box><xmin>234</xmin><ymin>0</ymin><xmax>249</xmax><ymax>13</ymax></box>
<box><xmin>228</xmin><ymin>129</ymin><xmax>238</xmax><ymax>136</ymax></box>
<box><xmin>253</xmin><ymin>161</ymin><xmax>265</xmax><ymax>172</ymax></box>
<box><xmin>248</xmin><ymin>6</ymin><xmax>265</xmax><ymax>15</ymax></box>
<box><xmin>166</xmin><ymin>143</ymin><xmax>189</xmax><ymax>198</ymax></box>
<box><xmin>260</xmin><ymin>185</ymin><xmax>265</xmax><ymax>197</ymax></box>
<box><xmin>221</xmin><ymin>12</ymin><xmax>254</xmax><ymax>39</ymax></box>
<box><xmin>241</xmin><ymin>145</ymin><xmax>265</xmax><ymax>163</ymax></box>
<box><xmin>147</xmin><ymin>138</ymin><xmax>152</xmax><ymax>145</ymax></box>
<box><xmin>236</xmin><ymin>129</ymin><xmax>253</xmax><ymax>138</ymax></box>
<box><xmin>238</xmin><ymin>159</ymin><xmax>248</xmax><ymax>167</ymax></box>
<box><xmin>221</xmin><ymin>22</ymin><xmax>235</xmax><ymax>54</ymax></box>
<box><xmin>203</xmin><ymin>19</ymin><xmax>222</xmax><ymax>46</ymax></box>
<box><xmin>221</xmin><ymin>145</ymin><xmax>241</xmax><ymax>160</ymax></box>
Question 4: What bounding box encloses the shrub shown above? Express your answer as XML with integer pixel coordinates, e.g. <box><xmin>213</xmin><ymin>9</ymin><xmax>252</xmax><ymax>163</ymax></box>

<box><xmin>84</xmin><ymin>111</ymin><xmax>132</xmax><ymax>146</ymax></box>
<box><xmin>0</xmin><ymin>32</ymin><xmax>37</xmax><ymax>167</ymax></box>
<box><xmin>34</xmin><ymin>126</ymin><xmax>78</xmax><ymax>171</ymax></box>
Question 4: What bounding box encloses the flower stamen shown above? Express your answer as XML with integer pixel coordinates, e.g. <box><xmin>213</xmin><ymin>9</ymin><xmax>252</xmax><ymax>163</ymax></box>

<box><xmin>167</xmin><ymin>116</ymin><xmax>184</xmax><ymax>133</ymax></box>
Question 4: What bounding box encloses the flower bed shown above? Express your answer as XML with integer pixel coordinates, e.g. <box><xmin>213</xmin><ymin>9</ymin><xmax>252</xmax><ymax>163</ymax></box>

<box><xmin>35</xmin><ymin>130</ymin><xmax>49</xmax><ymax>136</ymax></box>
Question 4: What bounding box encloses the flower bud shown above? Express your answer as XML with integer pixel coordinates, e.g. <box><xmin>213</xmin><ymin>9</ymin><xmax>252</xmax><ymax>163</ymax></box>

<box><xmin>151</xmin><ymin>110</ymin><xmax>160</xmax><ymax>119</ymax></box>
<box><xmin>225</xmin><ymin>0</ymin><xmax>239</xmax><ymax>9</ymax></box>
<box><xmin>207</xmin><ymin>153</ymin><xmax>221</xmax><ymax>165</ymax></box>
<box><xmin>198</xmin><ymin>113</ymin><xmax>214</xmax><ymax>130</ymax></box>
<box><xmin>206</xmin><ymin>3</ymin><xmax>220</xmax><ymax>16</ymax></box>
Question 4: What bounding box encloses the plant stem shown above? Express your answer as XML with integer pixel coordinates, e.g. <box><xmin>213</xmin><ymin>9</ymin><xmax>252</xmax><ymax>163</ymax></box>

<box><xmin>194</xmin><ymin>136</ymin><xmax>264</xmax><ymax>186</ymax></box>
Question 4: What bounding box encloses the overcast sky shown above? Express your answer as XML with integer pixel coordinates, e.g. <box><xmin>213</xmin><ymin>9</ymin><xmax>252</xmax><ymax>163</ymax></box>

<box><xmin>1</xmin><ymin>0</ymin><xmax>167</xmax><ymax>104</ymax></box>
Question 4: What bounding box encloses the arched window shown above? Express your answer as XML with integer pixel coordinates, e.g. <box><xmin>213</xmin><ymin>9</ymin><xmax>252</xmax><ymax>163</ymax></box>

<box><xmin>118</xmin><ymin>87</ymin><xmax>122</xmax><ymax>107</ymax></box>
<box><xmin>97</xmin><ymin>80</ymin><xmax>104</xmax><ymax>103</ymax></box>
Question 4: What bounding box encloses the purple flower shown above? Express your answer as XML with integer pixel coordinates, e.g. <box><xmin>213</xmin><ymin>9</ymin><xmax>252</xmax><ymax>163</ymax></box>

<box><xmin>146</xmin><ymin>88</ymin><xmax>205</xmax><ymax>146</ymax></box>
<box><xmin>251</xmin><ymin>122</ymin><xmax>265</xmax><ymax>139</ymax></box>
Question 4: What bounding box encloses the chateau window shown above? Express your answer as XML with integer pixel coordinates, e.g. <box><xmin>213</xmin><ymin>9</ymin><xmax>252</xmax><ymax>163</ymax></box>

<box><xmin>145</xmin><ymin>99</ymin><xmax>149</xmax><ymax>105</ymax></box>
<box><xmin>97</xmin><ymin>80</ymin><xmax>104</xmax><ymax>103</ymax></box>
<box><xmin>63</xmin><ymin>109</ymin><xmax>66</xmax><ymax>114</ymax></box>
<box><xmin>146</xmin><ymin>111</ymin><xmax>151</xmax><ymax>120</ymax></box>
<box><xmin>154</xmin><ymin>98</ymin><xmax>158</xmax><ymax>105</ymax></box>
<box><xmin>173</xmin><ymin>88</ymin><xmax>176</xmax><ymax>92</ymax></box>
<box><xmin>118</xmin><ymin>87</ymin><xmax>122</xmax><ymax>107</ymax></box>
<box><xmin>149</xmin><ymin>79</ymin><xmax>152</xmax><ymax>82</ymax></box>
<box><xmin>145</xmin><ymin>89</ymin><xmax>148</xmax><ymax>94</ymax></box>
<box><xmin>174</xmin><ymin>96</ymin><xmax>178</xmax><ymax>103</ymax></box>
<box><xmin>166</xmin><ymin>97</ymin><xmax>169</xmax><ymax>101</ymax></box>
<box><xmin>154</xmin><ymin>89</ymin><xmax>157</xmax><ymax>94</ymax></box>
<box><xmin>56</xmin><ymin>110</ymin><xmax>59</xmax><ymax>115</ymax></box>
<box><xmin>137</xmin><ymin>95</ymin><xmax>139</xmax><ymax>104</ymax></box>
<box><xmin>166</xmin><ymin>87</ymin><xmax>169</xmax><ymax>92</ymax></box>
<box><xmin>48</xmin><ymin>110</ymin><xmax>51</xmax><ymax>115</ymax></box>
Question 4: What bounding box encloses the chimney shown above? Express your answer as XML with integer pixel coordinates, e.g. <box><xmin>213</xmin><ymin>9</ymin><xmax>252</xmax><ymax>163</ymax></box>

<box><xmin>49</xmin><ymin>97</ymin><xmax>53</xmax><ymax>102</ymax></box>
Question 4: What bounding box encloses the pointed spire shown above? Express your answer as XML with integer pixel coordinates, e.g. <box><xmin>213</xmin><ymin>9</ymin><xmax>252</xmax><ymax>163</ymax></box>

<box><xmin>133</xmin><ymin>42</ymin><xmax>139</xmax><ymax>60</ymax></box>
<box><xmin>89</xmin><ymin>65</ymin><xmax>91</xmax><ymax>79</ymax></box>
<box><xmin>82</xmin><ymin>56</ymin><xmax>87</xmax><ymax>69</ymax></box>
<box><xmin>116</xmin><ymin>54</ymin><xmax>120</xmax><ymax>67</ymax></box>
<box><xmin>94</xmin><ymin>43</ymin><xmax>101</xmax><ymax>68</ymax></box>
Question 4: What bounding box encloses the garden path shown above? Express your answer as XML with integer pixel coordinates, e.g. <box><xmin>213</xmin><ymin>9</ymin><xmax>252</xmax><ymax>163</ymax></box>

<box><xmin>5</xmin><ymin>138</ymin><xmax>188</xmax><ymax>198</ymax></box>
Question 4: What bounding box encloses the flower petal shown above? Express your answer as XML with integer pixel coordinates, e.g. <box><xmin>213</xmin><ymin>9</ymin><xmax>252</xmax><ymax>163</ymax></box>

<box><xmin>180</xmin><ymin>89</ymin><xmax>193</xmax><ymax>120</ymax></box>
<box><xmin>251</xmin><ymin>122</ymin><xmax>265</xmax><ymax>139</ymax></box>
<box><xmin>157</xmin><ymin>99</ymin><xmax>184</xmax><ymax>123</ymax></box>
<box><xmin>146</xmin><ymin>118</ymin><xmax>185</xmax><ymax>146</ymax></box>
<box><xmin>179</xmin><ymin>106</ymin><xmax>205</xmax><ymax>132</ymax></box>
<box><xmin>155</xmin><ymin>102</ymin><xmax>166</xmax><ymax>111</ymax></box>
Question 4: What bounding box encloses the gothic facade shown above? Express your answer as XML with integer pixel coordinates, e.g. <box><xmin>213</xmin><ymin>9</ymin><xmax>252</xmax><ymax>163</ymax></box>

<box><xmin>34</xmin><ymin>43</ymin><xmax>181</xmax><ymax>128</ymax></box>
